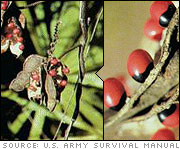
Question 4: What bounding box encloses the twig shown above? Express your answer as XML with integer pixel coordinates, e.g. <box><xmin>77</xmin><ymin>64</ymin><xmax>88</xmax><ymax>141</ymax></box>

<box><xmin>79</xmin><ymin>1</ymin><xmax>88</xmax><ymax>79</ymax></box>
<box><xmin>48</xmin><ymin>21</ymin><xmax>62</xmax><ymax>58</ymax></box>
<box><xmin>53</xmin><ymin>1</ymin><xmax>89</xmax><ymax>140</ymax></box>
<box><xmin>85</xmin><ymin>7</ymin><xmax>103</xmax><ymax>59</ymax></box>
<box><xmin>63</xmin><ymin>1</ymin><xmax>89</xmax><ymax>140</ymax></box>
<box><xmin>58</xmin><ymin>44</ymin><xmax>81</xmax><ymax>60</ymax></box>
<box><xmin>17</xmin><ymin>1</ymin><xmax>46</xmax><ymax>9</ymax></box>
<box><xmin>124</xmin><ymin>87</ymin><xmax>179</xmax><ymax>123</ymax></box>
<box><xmin>52</xmin><ymin>84</ymin><xmax>77</xmax><ymax>140</ymax></box>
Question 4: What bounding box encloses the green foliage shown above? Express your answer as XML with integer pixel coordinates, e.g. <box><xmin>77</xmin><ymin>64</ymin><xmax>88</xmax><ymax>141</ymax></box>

<box><xmin>1</xmin><ymin>1</ymin><xmax>103</xmax><ymax>140</ymax></box>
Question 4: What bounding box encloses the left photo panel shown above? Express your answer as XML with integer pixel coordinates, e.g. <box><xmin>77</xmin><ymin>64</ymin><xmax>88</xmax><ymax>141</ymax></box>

<box><xmin>1</xmin><ymin>1</ymin><xmax>103</xmax><ymax>140</ymax></box>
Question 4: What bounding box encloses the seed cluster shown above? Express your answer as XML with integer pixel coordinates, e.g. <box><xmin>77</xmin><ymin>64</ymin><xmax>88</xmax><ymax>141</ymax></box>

<box><xmin>1</xmin><ymin>1</ymin><xmax>25</xmax><ymax>57</ymax></box>
<box><xmin>5</xmin><ymin>19</ymin><xmax>24</xmax><ymax>51</ymax></box>
<box><xmin>48</xmin><ymin>57</ymin><xmax>69</xmax><ymax>88</ymax></box>
<box><xmin>144</xmin><ymin>1</ymin><xmax>176</xmax><ymax>41</ymax></box>
<box><xmin>27</xmin><ymin>57</ymin><xmax>70</xmax><ymax>106</ymax></box>
<box><xmin>29</xmin><ymin>57</ymin><xmax>70</xmax><ymax>93</ymax></box>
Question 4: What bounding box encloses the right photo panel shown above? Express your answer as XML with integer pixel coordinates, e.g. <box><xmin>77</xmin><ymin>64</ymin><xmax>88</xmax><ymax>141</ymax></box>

<box><xmin>102</xmin><ymin>1</ymin><xmax>179</xmax><ymax>140</ymax></box>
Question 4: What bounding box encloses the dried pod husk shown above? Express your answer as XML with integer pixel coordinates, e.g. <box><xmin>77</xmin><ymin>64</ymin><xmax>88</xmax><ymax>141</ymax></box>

<box><xmin>45</xmin><ymin>74</ymin><xmax>57</xmax><ymax>112</ymax></box>
<box><xmin>10</xmin><ymin>41</ymin><xmax>23</xmax><ymax>57</ymax></box>
<box><xmin>23</xmin><ymin>54</ymin><xmax>46</xmax><ymax>73</ymax></box>
<box><xmin>9</xmin><ymin>71</ymin><xmax>30</xmax><ymax>92</ymax></box>
<box><xmin>1</xmin><ymin>35</ymin><xmax>9</xmax><ymax>54</ymax></box>
<box><xmin>18</xmin><ymin>13</ymin><xmax>26</xmax><ymax>29</ymax></box>
<box><xmin>9</xmin><ymin>54</ymin><xmax>45</xmax><ymax>91</ymax></box>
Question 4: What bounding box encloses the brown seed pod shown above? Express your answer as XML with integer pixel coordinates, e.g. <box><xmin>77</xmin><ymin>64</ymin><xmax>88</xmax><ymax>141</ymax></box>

<box><xmin>23</xmin><ymin>54</ymin><xmax>46</xmax><ymax>73</ymax></box>
<box><xmin>9</xmin><ymin>71</ymin><xmax>30</xmax><ymax>92</ymax></box>
<box><xmin>45</xmin><ymin>74</ymin><xmax>57</xmax><ymax>112</ymax></box>
<box><xmin>18</xmin><ymin>13</ymin><xmax>26</xmax><ymax>29</ymax></box>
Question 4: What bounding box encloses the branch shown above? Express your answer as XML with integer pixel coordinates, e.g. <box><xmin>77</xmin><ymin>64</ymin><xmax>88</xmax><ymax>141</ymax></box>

<box><xmin>63</xmin><ymin>1</ymin><xmax>89</xmax><ymax>140</ymax></box>
<box><xmin>17</xmin><ymin>1</ymin><xmax>46</xmax><ymax>9</ymax></box>
<box><xmin>124</xmin><ymin>87</ymin><xmax>179</xmax><ymax>123</ymax></box>
<box><xmin>53</xmin><ymin>1</ymin><xmax>89</xmax><ymax>140</ymax></box>
<box><xmin>48</xmin><ymin>21</ymin><xmax>62</xmax><ymax>58</ymax></box>
<box><xmin>58</xmin><ymin>44</ymin><xmax>81</xmax><ymax>60</ymax></box>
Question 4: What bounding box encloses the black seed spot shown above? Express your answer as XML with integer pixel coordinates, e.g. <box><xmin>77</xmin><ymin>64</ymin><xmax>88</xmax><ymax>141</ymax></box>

<box><xmin>158</xmin><ymin>104</ymin><xmax>176</xmax><ymax>122</ymax></box>
<box><xmin>132</xmin><ymin>62</ymin><xmax>154</xmax><ymax>83</ymax></box>
<box><xmin>110</xmin><ymin>92</ymin><xmax>127</xmax><ymax>111</ymax></box>
<box><xmin>159</xmin><ymin>4</ymin><xmax>176</xmax><ymax>27</ymax></box>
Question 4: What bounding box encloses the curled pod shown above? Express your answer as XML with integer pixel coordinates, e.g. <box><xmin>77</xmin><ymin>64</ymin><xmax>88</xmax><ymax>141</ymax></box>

<box><xmin>9</xmin><ymin>71</ymin><xmax>30</xmax><ymax>92</ymax></box>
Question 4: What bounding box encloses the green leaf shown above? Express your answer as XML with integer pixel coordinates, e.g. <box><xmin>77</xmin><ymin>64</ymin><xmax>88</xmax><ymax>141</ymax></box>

<box><xmin>53</xmin><ymin>2</ymin><xmax>80</xmax><ymax>58</ymax></box>
<box><xmin>80</xmin><ymin>101</ymin><xmax>103</xmax><ymax>133</ymax></box>
<box><xmin>28</xmin><ymin>108</ymin><xmax>46</xmax><ymax>140</ymax></box>
<box><xmin>8</xmin><ymin>109</ymin><xmax>32</xmax><ymax>134</ymax></box>
<box><xmin>68</xmin><ymin>72</ymin><xmax>103</xmax><ymax>89</ymax></box>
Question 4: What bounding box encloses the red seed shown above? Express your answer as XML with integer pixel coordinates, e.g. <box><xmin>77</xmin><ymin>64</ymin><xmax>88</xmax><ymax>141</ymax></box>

<box><xmin>32</xmin><ymin>73</ymin><xmax>40</xmax><ymax>81</ymax></box>
<box><xmin>49</xmin><ymin>69</ymin><xmax>57</xmax><ymax>77</ymax></box>
<box><xmin>19</xmin><ymin>44</ymin><xmax>25</xmax><ymax>50</ymax></box>
<box><xmin>143</xmin><ymin>18</ymin><xmax>164</xmax><ymax>41</ymax></box>
<box><xmin>7</xmin><ymin>22</ymin><xmax>14</xmax><ymax>29</ymax></box>
<box><xmin>60</xmin><ymin>80</ymin><xmax>67</xmax><ymax>87</ymax></box>
<box><xmin>17</xmin><ymin>37</ymin><xmax>23</xmax><ymax>43</ymax></box>
<box><xmin>150</xmin><ymin>1</ymin><xmax>175</xmax><ymax>27</ymax></box>
<box><xmin>104</xmin><ymin>78</ymin><xmax>126</xmax><ymax>110</ymax></box>
<box><xmin>127</xmin><ymin>49</ymin><xmax>153</xmax><ymax>83</ymax></box>
<box><xmin>13</xmin><ymin>28</ymin><xmax>20</xmax><ymax>34</ymax></box>
<box><xmin>2</xmin><ymin>1</ymin><xmax>7</xmax><ymax>5</ymax></box>
<box><xmin>6</xmin><ymin>33</ymin><xmax>13</xmax><ymax>38</ymax></box>
<box><xmin>158</xmin><ymin>104</ymin><xmax>179</xmax><ymax>128</ymax></box>
<box><xmin>151</xmin><ymin>128</ymin><xmax>175</xmax><ymax>140</ymax></box>
<box><xmin>62</xmin><ymin>67</ymin><xmax>70</xmax><ymax>74</ymax></box>
<box><xmin>50</xmin><ymin>58</ymin><xmax>59</xmax><ymax>65</ymax></box>
<box><xmin>116</xmin><ymin>75</ymin><xmax>131</xmax><ymax>96</ymax></box>
<box><xmin>1</xmin><ymin>3</ymin><xmax>7</xmax><ymax>10</ymax></box>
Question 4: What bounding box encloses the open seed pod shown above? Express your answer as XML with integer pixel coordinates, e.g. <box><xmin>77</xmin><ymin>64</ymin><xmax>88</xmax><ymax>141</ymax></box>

<box><xmin>27</xmin><ymin>67</ymin><xmax>44</xmax><ymax>104</ymax></box>
<box><xmin>9</xmin><ymin>54</ymin><xmax>69</xmax><ymax>112</ymax></box>
<box><xmin>1</xmin><ymin>17</ymin><xmax>25</xmax><ymax>57</ymax></box>
<box><xmin>9</xmin><ymin>71</ymin><xmax>30</xmax><ymax>92</ymax></box>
